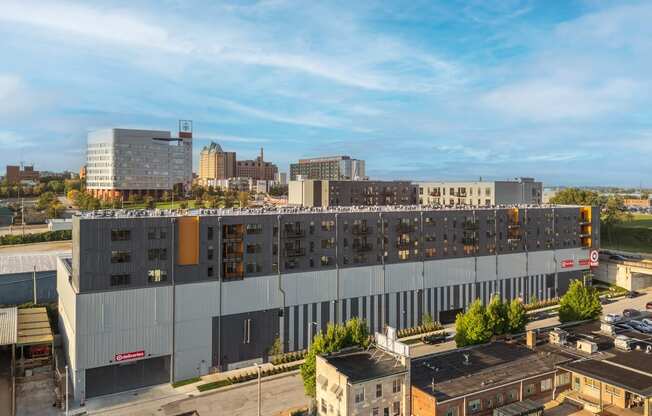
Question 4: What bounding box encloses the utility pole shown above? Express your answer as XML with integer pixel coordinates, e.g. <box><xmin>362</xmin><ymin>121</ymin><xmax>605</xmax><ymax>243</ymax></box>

<box><xmin>32</xmin><ymin>265</ymin><xmax>37</xmax><ymax>305</ymax></box>
<box><xmin>254</xmin><ymin>363</ymin><xmax>262</xmax><ymax>416</ymax></box>
<box><xmin>65</xmin><ymin>365</ymin><xmax>69</xmax><ymax>416</ymax></box>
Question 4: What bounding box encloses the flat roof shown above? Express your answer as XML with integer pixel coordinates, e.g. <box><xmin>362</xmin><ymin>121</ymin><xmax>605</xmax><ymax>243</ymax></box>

<box><xmin>17</xmin><ymin>307</ymin><xmax>53</xmax><ymax>346</ymax></box>
<box><xmin>411</xmin><ymin>342</ymin><xmax>570</xmax><ymax>402</ymax></box>
<box><xmin>322</xmin><ymin>348</ymin><xmax>407</xmax><ymax>383</ymax></box>
<box><xmin>76</xmin><ymin>203</ymin><xmax>585</xmax><ymax>220</ymax></box>
<box><xmin>0</xmin><ymin>307</ymin><xmax>17</xmax><ymax>346</ymax></box>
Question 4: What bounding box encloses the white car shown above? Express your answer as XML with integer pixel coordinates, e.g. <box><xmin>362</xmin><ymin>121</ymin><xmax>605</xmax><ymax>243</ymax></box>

<box><xmin>603</xmin><ymin>313</ymin><xmax>623</xmax><ymax>323</ymax></box>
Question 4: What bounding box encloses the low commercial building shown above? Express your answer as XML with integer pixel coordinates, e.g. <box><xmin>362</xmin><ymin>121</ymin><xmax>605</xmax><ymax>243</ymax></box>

<box><xmin>0</xmin><ymin>250</ymin><xmax>66</xmax><ymax>306</ymax></box>
<box><xmin>417</xmin><ymin>178</ymin><xmax>542</xmax><ymax>207</ymax></box>
<box><xmin>5</xmin><ymin>165</ymin><xmax>39</xmax><ymax>185</ymax></box>
<box><xmin>289</xmin><ymin>179</ymin><xmax>418</xmax><ymax>207</ymax></box>
<box><xmin>624</xmin><ymin>198</ymin><xmax>651</xmax><ymax>209</ymax></box>
<box><xmin>316</xmin><ymin>345</ymin><xmax>410</xmax><ymax>416</ymax></box>
<box><xmin>57</xmin><ymin>204</ymin><xmax>598</xmax><ymax>401</ymax></box>
<box><xmin>235</xmin><ymin>148</ymin><xmax>278</xmax><ymax>181</ymax></box>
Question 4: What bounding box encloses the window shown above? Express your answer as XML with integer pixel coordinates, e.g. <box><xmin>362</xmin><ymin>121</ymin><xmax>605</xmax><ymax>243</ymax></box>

<box><xmin>373</xmin><ymin>408</ymin><xmax>379</xmax><ymax>416</ymax></box>
<box><xmin>159</xmin><ymin>229</ymin><xmax>167</xmax><ymax>239</ymax></box>
<box><xmin>468</xmin><ymin>399</ymin><xmax>481</xmax><ymax>412</ymax></box>
<box><xmin>376</xmin><ymin>383</ymin><xmax>382</xmax><ymax>398</ymax></box>
<box><xmin>508</xmin><ymin>390</ymin><xmax>517</xmax><ymax>401</ymax></box>
<box><xmin>110</xmin><ymin>274</ymin><xmax>130</xmax><ymax>286</ymax></box>
<box><xmin>496</xmin><ymin>393</ymin><xmax>503</xmax><ymax>405</ymax></box>
<box><xmin>208</xmin><ymin>266</ymin><xmax>214</xmax><ymax>277</ymax></box>
<box><xmin>111</xmin><ymin>229</ymin><xmax>130</xmax><ymax>241</ymax></box>
<box><xmin>445</xmin><ymin>407</ymin><xmax>459</xmax><ymax>416</ymax></box>
<box><xmin>605</xmin><ymin>385</ymin><xmax>621</xmax><ymax>397</ymax></box>
<box><xmin>321</xmin><ymin>238</ymin><xmax>335</xmax><ymax>249</ymax></box>
<box><xmin>246</xmin><ymin>263</ymin><xmax>262</xmax><ymax>274</ymax></box>
<box><xmin>148</xmin><ymin>269</ymin><xmax>167</xmax><ymax>283</ymax></box>
<box><xmin>555</xmin><ymin>372</ymin><xmax>570</xmax><ymax>386</ymax></box>
<box><xmin>207</xmin><ymin>247</ymin><xmax>214</xmax><ymax>260</ymax></box>
<box><xmin>207</xmin><ymin>226</ymin><xmax>214</xmax><ymax>240</ymax></box>
<box><xmin>321</xmin><ymin>220</ymin><xmax>335</xmax><ymax>231</ymax></box>
<box><xmin>246</xmin><ymin>223</ymin><xmax>263</xmax><ymax>234</ymax></box>
<box><xmin>354</xmin><ymin>387</ymin><xmax>365</xmax><ymax>403</ymax></box>
<box><xmin>242</xmin><ymin>318</ymin><xmax>252</xmax><ymax>344</ymax></box>
<box><xmin>541</xmin><ymin>378</ymin><xmax>552</xmax><ymax>392</ymax></box>
<box><xmin>111</xmin><ymin>250</ymin><xmax>131</xmax><ymax>263</ymax></box>
<box><xmin>321</xmin><ymin>399</ymin><xmax>327</xmax><ymax>413</ymax></box>
<box><xmin>392</xmin><ymin>379</ymin><xmax>401</xmax><ymax>393</ymax></box>
<box><xmin>147</xmin><ymin>227</ymin><xmax>157</xmax><ymax>240</ymax></box>
<box><xmin>246</xmin><ymin>244</ymin><xmax>261</xmax><ymax>254</ymax></box>
<box><xmin>392</xmin><ymin>401</ymin><xmax>400</xmax><ymax>415</ymax></box>
<box><xmin>398</xmin><ymin>250</ymin><xmax>409</xmax><ymax>260</ymax></box>
<box><xmin>525</xmin><ymin>383</ymin><xmax>535</xmax><ymax>396</ymax></box>
<box><xmin>148</xmin><ymin>248</ymin><xmax>167</xmax><ymax>261</ymax></box>
<box><xmin>321</xmin><ymin>256</ymin><xmax>333</xmax><ymax>266</ymax></box>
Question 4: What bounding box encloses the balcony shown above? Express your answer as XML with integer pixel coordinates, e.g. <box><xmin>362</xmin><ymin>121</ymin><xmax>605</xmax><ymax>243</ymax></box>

<box><xmin>396</xmin><ymin>241</ymin><xmax>411</xmax><ymax>249</ymax></box>
<box><xmin>463</xmin><ymin>220</ymin><xmax>479</xmax><ymax>230</ymax></box>
<box><xmin>223</xmin><ymin>271</ymin><xmax>244</xmax><ymax>281</ymax></box>
<box><xmin>352</xmin><ymin>243</ymin><xmax>373</xmax><ymax>252</ymax></box>
<box><xmin>223</xmin><ymin>252</ymin><xmax>243</xmax><ymax>262</ymax></box>
<box><xmin>352</xmin><ymin>226</ymin><xmax>372</xmax><ymax>235</ymax></box>
<box><xmin>224</xmin><ymin>232</ymin><xmax>243</xmax><ymax>241</ymax></box>
<box><xmin>284</xmin><ymin>229</ymin><xmax>305</xmax><ymax>238</ymax></box>
<box><xmin>285</xmin><ymin>247</ymin><xmax>306</xmax><ymax>257</ymax></box>
<box><xmin>395</xmin><ymin>223</ymin><xmax>413</xmax><ymax>233</ymax></box>
<box><xmin>462</xmin><ymin>237</ymin><xmax>477</xmax><ymax>246</ymax></box>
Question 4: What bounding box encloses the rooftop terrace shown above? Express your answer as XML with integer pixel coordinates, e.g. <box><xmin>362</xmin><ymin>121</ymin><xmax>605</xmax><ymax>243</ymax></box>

<box><xmin>76</xmin><ymin>203</ymin><xmax>585</xmax><ymax>220</ymax></box>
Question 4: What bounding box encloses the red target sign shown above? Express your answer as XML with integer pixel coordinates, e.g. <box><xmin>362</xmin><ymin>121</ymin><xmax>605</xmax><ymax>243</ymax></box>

<box><xmin>590</xmin><ymin>250</ymin><xmax>599</xmax><ymax>267</ymax></box>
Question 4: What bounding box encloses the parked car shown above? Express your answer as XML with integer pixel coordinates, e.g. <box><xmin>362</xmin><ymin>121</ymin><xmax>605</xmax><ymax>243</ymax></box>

<box><xmin>646</xmin><ymin>301</ymin><xmax>652</xmax><ymax>311</ymax></box>
<box><xmin>629</xmin><ymin>320</ymin><xmax>652</xmax><ymax>333</ymax></box>
<box><xmin>603</xmin><ymin>313</ymin><xmax>623</xmax><ymax>323</ymax></box>
<box><xmin>642</xmin><ymin>318</ymin><xmax>652</xmax><ymax>327</ymax></box>
<box><xmin>422</xmin><ymin>332</ymin><xmax>448</xmax><ymax>345</ymax></box>
<box><xmin>610</xmin><ymin>254</ymin><xmax>628</xmax><ymax>261</ymax></box>
<box><xmin>627</xmin><ymin>290</ymin><xmax>641</xmax><ymax>298</ymax></box>
<box><xmin>623</xmin><ymin>309</ymin><xmax>641</xmax><ymax>318</ymax></box>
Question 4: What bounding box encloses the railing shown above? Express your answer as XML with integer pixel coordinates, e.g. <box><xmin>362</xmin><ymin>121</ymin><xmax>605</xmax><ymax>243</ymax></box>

<box><xmin>285</xmin><ymin>248</ymin><xmax>306</xmax><ymax>257</ymax></box>
<box><xmin>224</xmin><ymin>232</ymin><xmax>243</xmax><ymax>240</ymax></box>
<box><xmin>352</xmin><ymin>244</ymin><xmax>373</xmax><ymax>252</ymax></box>
<box><xmin>284</xmin><ymin>229</ymin><xmax>305</xmax><ymax>238</ymax></box>
<box><xmin>395</xmin><ymin>223</ymin><xmax>413</xmax><ymax>233</ymax></box>
<box><xmin>463</xmin><ymin>220</ymin><xmax>479</xmax><ymax>230</ymax></box>
<box><xmin>396</xmin><ymin>241</ymin><xmax>411</xmax><ymax>249</ymax></box>
<box><xmin>223</xmin><ymin>271</ymin><xmax>244</xmax><ymax>280</ymax></box>
<box><xmin>352</xmin><ymin>226</ymin><xmax>372</xmax><ymax>235</ymax></box>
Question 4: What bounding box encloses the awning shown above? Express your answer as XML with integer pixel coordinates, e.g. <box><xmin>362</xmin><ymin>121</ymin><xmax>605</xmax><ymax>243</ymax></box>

<box><xmin>0</xmin><ymin>307</ymin><xmax>17</xmax><ymax>346</ymax></box>
<box><xmin>17</xmin><ymin>307</ymin><xmax>53</xmax><ymax>347</ymax></box>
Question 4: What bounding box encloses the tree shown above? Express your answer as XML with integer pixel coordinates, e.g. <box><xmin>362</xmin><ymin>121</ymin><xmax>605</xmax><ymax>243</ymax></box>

<box><xmin>549</xmin><ymin>188</ymin><xmax>601</xmax><ymax>206</ymax></box>
<box><xmin>301</xmin><ymin>318</ymin><xmax>369</xmax><ymax>397</ymax></box>
<box><xmin>454</xmin><ymin>299</ymin><xmax>491</xmax><ymax>347</ymax></box>
<box><xmin>506</xmin><ymin>299</ymin><xmax>527</xmax><ymax>333</ymax></box>
<box><xmin>67</xmin><ymin>189</ymin><xmax>80</xmax><ymax>204</ymax></box>
<box><xmin>601</xmin><ymin>195</ymin><xmax>632</xmax><ymax>244</ymax></box>
<box><xmin>238</xmin><ymin>191</ymin><xmax>249</xmax><ymax>208</ymax></box>
<box><xmin>558</xmin><ymin>279</ymin><xmax>602</xmax><ymax>323</ymax></box>
<box><xmin>179</xmin><ymin>201</ymin><xmax>188</xmax><ymax>209</ymax></box>
<box><xmin>46</xmin><ymin>200</ymin><xmax>64</xmax><ymax>219</ymax></box>
<box><xmin>486</xmin><ymin>295</ymin><xmax>507</xmax><ymax>335</ymax></box>
<box><xmin>128</xmin><ymin>193</ymin><xmax>142</xmax><ymax>204</ymax></box>
<box><xmin>36</xmin><ymin>192</ymin><xmax>56</xmax><ymax>211</ymax></box>
<box><xmin>421</xmin><ymin>313</ymin><xmax>434</xmax><ymax>327</ymax></box>
<box><xmin>144</xmin><ymin>196</ymin><xmax>155</xmax><ymax>209</ymax></box>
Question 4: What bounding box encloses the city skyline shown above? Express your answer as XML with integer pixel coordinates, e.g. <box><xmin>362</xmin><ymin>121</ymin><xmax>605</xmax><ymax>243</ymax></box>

<box><xmin>1</xmin><ymin>1</ymin><xmax>651</xmax><ymax>186</ymax></box>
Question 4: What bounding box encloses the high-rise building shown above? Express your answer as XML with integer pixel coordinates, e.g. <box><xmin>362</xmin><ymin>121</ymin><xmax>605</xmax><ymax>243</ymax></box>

<box><xmin>57</xmin><ymin>204</ymin><xmax>599</xmax><ymax>400</ymax></box>
<box><xmin>198</xmin><ymin>142</ymin><xmax>236</xmax><ymax>185</ymax></box>
<box><xmin>289</xmin><ymin>179</ymin><xmax>418</xmax><ymax>207</ymax></box>
<box><xmin>236</xmin><ymin>148</ymin><xmax>278</xmax><ymax>181</ymax></box>
<box><xmin>5</xmin><ymin>165</ymin><xmax>39</xmax><ymax>184</ymax></box>
<box><xmin>417</xmin><ymin>178</ymin><xmax>543</xmax><ymax>206</ymax></box>
<box><xmin>86</xmin><ymin>128</ymin><xmax>192</xmax><ymax>200</ymax></box>
<box><xmin>290</xmin><ymin>155</ymin><xmax>366</xmax><ymax>181</ymax></box>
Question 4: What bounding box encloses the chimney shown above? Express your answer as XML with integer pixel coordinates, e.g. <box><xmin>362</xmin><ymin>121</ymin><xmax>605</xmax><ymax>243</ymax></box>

<box><xmin>260</xmin><ymin>147</ymin><xmax>264</xmax><ymax>161</ymax></box>
<box><xmin>526</xmin><ymin>330</ymin><xmax>536</xmax><ymax>349</ymax></box>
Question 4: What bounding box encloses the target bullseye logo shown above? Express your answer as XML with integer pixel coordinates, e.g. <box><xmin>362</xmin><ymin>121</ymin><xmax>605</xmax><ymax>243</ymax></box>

<box><xmin>590</xmin><ymin>250</ymin><xmax>599</xmax><ymax>267</ymax></box>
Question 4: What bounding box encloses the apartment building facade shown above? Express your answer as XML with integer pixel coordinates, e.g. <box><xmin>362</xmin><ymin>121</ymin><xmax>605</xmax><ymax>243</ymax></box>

<box><xmin>86</xmin><ymin>128</ymin><xmax>192</xmax><ymax>200</ymax></box>
<box><xmin>289</xmin><ymin>180</ymin><xmax>418</xmax><ymax>207</ymax></box>
<box><xmin>57</xmin><ymin>204</ymin><xmax>598</xmax><ymax>401</ymax></box>
<box><xmin>290</xmin><ymin>155</ymin><xmax>366</xmax><ymax>181</ymax></box>
<box><xmin>418</xmin><ymin>178</ymin><xmax>542</xmax><ymax>207</ymax></box>
<box><xmin>198</xmin><ymin>142</ymin><xmax>236</xmax><ymax>185</ymax></box>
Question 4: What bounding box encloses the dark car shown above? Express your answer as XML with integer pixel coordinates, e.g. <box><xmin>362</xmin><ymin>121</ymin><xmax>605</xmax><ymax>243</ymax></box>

<box><xmin>647</xmin><ymin>301</ymin><xmax>652</xmax><ymax>311</ymax></box>
<box><xmin>627</xmin><ymin>291</ymin><xmax>641</xmax><ymax>298</ymax></box>
<box><xmin>623</xmin><ymin>309</ymin><xmax>641</xmax><ymax>318</ymax></box>
<box><xmin>422</xmin><ymin>332</ymin><xmax>447</xmax><ymax>345</ymax></box>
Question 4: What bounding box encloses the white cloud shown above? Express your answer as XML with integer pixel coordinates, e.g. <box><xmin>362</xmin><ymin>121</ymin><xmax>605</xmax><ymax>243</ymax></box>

<box><xmin>0</xmin><ymin>75</ymin><xmax>36</xmax><ymax>117</ymax></box>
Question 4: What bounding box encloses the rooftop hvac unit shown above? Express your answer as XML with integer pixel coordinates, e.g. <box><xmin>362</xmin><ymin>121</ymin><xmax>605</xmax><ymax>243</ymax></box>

<box><xmin>614</xmin><ymin>335</ymin><xmax>632</xmax><ymax>351</ymax></box>
<box><xmin>576</xmin><ymin>339</ymin><xmax>598</xmax><ymax>354</ymax></box>
<box><xmin>549</xmin><ymin>328</ymin><xmax>568</xmax><ymax>345</ymax></box>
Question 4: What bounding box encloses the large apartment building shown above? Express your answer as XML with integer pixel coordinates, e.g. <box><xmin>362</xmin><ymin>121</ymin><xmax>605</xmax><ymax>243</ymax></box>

<box><xmin>198</xmin><ymin>142</ymin><xmax>236</xmax><ymax>185</ymax></box>
<box><xmin>86</xmin><ymin>128</ymin><xmax>192</xmax><ymax>200</ymax></box>
<box><xmin>290</xmin><ymin>155</ymin><xmax>366</xmax><ymax>181</ymax></box>
<box><xmin>418</xmin><ymin>178</ymin><xmax>543</xmax><ymax>206</ymax></box>
<box><xmin>57</xmin><ymin>204</ymin><xmax>598</xmax><ymax>401</ymax></box>
<box><xmin>289</xmin><ymin>180</ymin><xmax>418</xmax><ymax>207</ymax></box>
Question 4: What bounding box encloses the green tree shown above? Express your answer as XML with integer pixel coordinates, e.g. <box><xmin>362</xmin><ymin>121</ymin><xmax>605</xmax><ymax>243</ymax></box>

<box><xmin>301</xmin><ymin>318</ymin><xmax>369</xmax><ymax>397</ymax></box>
<box><xmin>486</xmin><ymin>295</ymin><xmax>508</xmax><ymax>335</ymax></box>
<box><xmin>46</xmin><ymin>200</ymin><xmax>64</xmax><ymax>219</ymax></box>
<box><xmin>558</xmin><ymin>280</ymin><xmax>602</xmax><ymax>323</ymax></box>
<box><xmin>36</xmin><ymin>192</ymin><xmax>56</xmax><ymax>211</ymax></box>
<box><xmin>506</xmin><ymin>299</ymin><xmax>527</xmax><ymax>333</ymax></box>
<box><xmin>454</xmin><ymin>299</ymin><xmax>491</xmax><ymax>347</ymax></box>
<box><xmin>144</xmin><ymin>196</ymin><xmax>155</xmax><ymax>209</ymax></box>
<box><xmin>179</xmin><ymin>201</ymin><xmax>188</xmax><ymax>209</ymax></box>
<box><xmin>549</xmin><ymin>188</ymin><xmax>601</xmax><ymax>206</ymax></box>
<box><xmin>601</xmin><ymin>195</ymin><xmax>632</xmax><ymax>244</ymax></box>
<box><xmin>421</xmin><ymin>313</ymin><xmax>434</xmax><ymax>327</ymax></box>
<box><xmin>238</xmin><ymin>191</ymin><xmax>249</xmax><ymax>208</ymax></box>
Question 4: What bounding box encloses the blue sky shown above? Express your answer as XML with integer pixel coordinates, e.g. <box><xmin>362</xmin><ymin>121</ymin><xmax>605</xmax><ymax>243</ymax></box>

<box><xmin>0</xmin><ymin>0</ymin><xmax>650</xmax><ymax>186</ymax></box>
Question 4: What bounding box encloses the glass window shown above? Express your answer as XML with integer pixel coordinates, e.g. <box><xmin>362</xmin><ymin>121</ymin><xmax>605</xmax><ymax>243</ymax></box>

<box><xmin>147</xmin><ymin>228</ymin><xmax>157</xmax><ymax>240</ymax></box>
<box><xmin>556</xmin><ymin>372</ymin><xmax>571</xmax><ymax>385</ymax></box>
<box><xmin>541</xmin><ymin>378</ymin><xmax>552</xmax><ymax>392</ymax></box>
<box><xmin>111</xmin><ymin>250</ymin><xmax>131</xmax><ymax>263</ymax></box>
<box><xmin>468</xmin><ymin>399</ymin><xmax>481</xmax><ymax>412</ymax></box>
<box><xmin>246</xmin><ymin>223</ymin><xmax>263</xmax><ymax>234</ymax></box>
<box><xmin>321</xmin><ymin>399</ymin><xmax>327</xmax><ymax>413</ymax></box>
<box><xmin>111</xmin><ymin>229</ymin><xmax>130</xmax><ymax>241</ymax></box>
<box><xmin>208</xmin><ymin>266</ymin><xmax>214</xmax><ymax>277</ymax></box>
<box><xmin>110</xmin><ymin>274</ymin><xmax>131</xmax><ymax>286</ymax></box>
<box><xmin>148</xmin><ymin>269</ymin><xmax>167</xmax><ymax>283</ymax></box>
<box><xmin>392</xmin><ymin>401</ymin><xmax>400</xmax><ymax>415</ymax></box>
<box><xmin>392</xmin><ymin>379</ymin><xmax>401</xmax><ymax>393</ymax></box>
<box><xmin>445</xmin><ymin>406</ymin><xmax>459</xmax><ymax>416</ymax></box>
<box><xmin>355</xmin><ymin>387</ymin><xmax>365</xmax><ymax>403</ymax></box>
<box><xmin>207</xmin><ymin>226</ymin><xmax>214</xmax><ymax>240</ymax></box>
<box><xmin>376</xmin><ymin>383</ymin><xmax>382</xmax><ymax>398</ymax></box>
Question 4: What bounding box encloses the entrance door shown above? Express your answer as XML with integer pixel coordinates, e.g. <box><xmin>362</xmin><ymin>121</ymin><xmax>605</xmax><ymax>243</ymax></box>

<box><xmin>86</xmin><ymin>355</ymin><xmax>171</xmax><ymax>398</ymax></box>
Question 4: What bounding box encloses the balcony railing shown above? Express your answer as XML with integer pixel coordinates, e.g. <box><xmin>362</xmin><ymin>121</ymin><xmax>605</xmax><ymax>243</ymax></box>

<box><xmin>352</xmin><ymin>226</ymin><xmax>372</xmax><ymax>235</ymax></box>
<box><xmin>352</xmin><ymin>243</ymin><xmax>373</xmax><ymax>252</ymax></box>
<box><xmin>284</xmin><ymin>229</ymin><xmax>305</xmax><ymax>238</ymax></box>
<box><xmin>396</xmin><ymin>241</ymin><xmax>411</xmax><ymax>249</ymax></box>
<box><xmin>463</xmin><ymin>221</ymin><xmax>479</xmax><ymax>230</ymax></box>
<box><xmin>223</xmin><ymin>271</ymin><xmax>244</xmax><ymax>280</ymax></box>
<box><xmin>285</xmin><ymin>248</ymin><xmax>306</xmax><ymax>257</ymax></box>
<box><xmin>395</xmin><ymin>223</ymin><xmax>413</xmax><ymax>233</ymax></box>
<box><xmin>224</xmin><ymin>232</ymin><xmax>243</xmax><ymax>240</ymax></box>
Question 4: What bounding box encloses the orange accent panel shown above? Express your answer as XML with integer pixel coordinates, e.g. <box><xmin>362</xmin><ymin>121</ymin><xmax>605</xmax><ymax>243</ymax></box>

<box><xmin>177</xmin><ymin>216</ymin><xmax>199</xmax><ymax>265</ymax></box>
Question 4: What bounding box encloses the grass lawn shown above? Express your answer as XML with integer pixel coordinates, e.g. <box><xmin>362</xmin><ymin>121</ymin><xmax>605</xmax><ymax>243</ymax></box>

<box><xmin>620</xmin><ymin>213</ymin><xmax>652</xmax><ymax>229</ymax></box>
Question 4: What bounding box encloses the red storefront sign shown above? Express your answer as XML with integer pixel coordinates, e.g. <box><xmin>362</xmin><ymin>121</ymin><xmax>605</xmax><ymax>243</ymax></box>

<box><xmin>579</xmin><ymin>259</ymin><xmax>590</xmax><ymax>266</ymax></box>
<box><xmin>590</xmin><ymin>250</ymin><xmax>599</xmax><ymax>267</ymax></box>
<box><xmin>115</xmin><ymin>350</ymin><xmax>145</xmax><ymax>362</ymax></box>
<box><xmin>561</xmin><ymin>259</ymin><xmax>574</xmax><ymax>268</ymax></box>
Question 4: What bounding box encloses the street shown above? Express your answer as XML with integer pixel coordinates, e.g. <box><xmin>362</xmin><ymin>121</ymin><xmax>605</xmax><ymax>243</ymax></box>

<box><xmin>92</xmin><ymin>373</ymin><xmax>309</xmax><ymax>416</ymax></box>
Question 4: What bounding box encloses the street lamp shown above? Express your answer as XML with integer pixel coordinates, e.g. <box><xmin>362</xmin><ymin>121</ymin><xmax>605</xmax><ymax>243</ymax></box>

<box><xmin>308</xmin><ymin>322</ymin><xmax>318</xmax><ymax>347</ymax></box>
<box><xmin>253</xmin><ymin>362</ymin><xmax>262</xmax><ymax>416</ymax></box>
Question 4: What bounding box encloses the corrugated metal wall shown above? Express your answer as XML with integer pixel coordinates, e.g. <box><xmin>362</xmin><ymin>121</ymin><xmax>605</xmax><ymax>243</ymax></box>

<box><xmin>0</xmin><ymin>271</ymin><xmax>56</xmax><ymax>305</ymax></box>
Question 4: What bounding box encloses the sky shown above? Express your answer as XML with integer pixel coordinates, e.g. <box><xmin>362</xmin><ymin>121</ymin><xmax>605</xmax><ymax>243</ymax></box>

<box><xmin>0</xmin><ymin>0</ymin><xmax>651</xmax><ymax>187</ymax></box>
